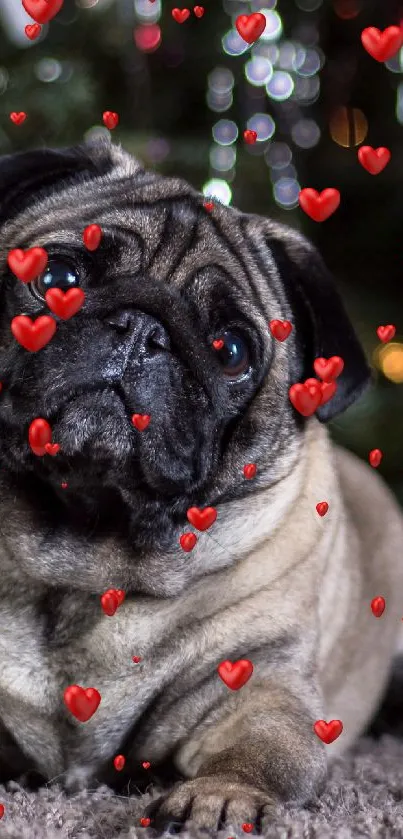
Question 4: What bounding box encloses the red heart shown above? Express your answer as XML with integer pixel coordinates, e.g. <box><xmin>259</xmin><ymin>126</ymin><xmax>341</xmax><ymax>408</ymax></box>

<box><xmin>244</xmin><ymin>129</ymin><xmax>257</xmax><ymax>145</ymax></box>
<box><xmin>132</xmin><ymin>656</ymin><xmax>142</xmax><ymax>663</ymax></box>
<box><xmin>61</xmin><ymin>481</ymin><xmax>68</xmax><ymax>489</ymax></box>
<box><xmin>316</xmin><ymin>502</ymin><xmax>329</xmax><ymax>517</ymax></box>
<box><xmin>83</xmin><ymin>224</ymin><xmax>103</xmax><ymax>251</ymax></box>
<box><xmin>313</xmin><ymin>719</ymin><xmax>343</xmax><ymax>744</ymax></box>
<box><xmin>115</xmin><ymin>589</ymin><xmax>126</xmax><ymax>606</ymax></box>
<box><xmin>7</xmin><ymin>247</ymin><xmax>48</xmax><ymax>282</ymax></box>
<box><xmin>319</xmin><ymin>380</ymin><xmax>337</xmax><ymax>405</ymax></box>
<box><xmin>45</xmin><ymin>288</ymin><xmax>85</xmax><ymax>320</ymax></box>
<box><xmin>243</xmin><ymin>463</ymin><xmax>257</xmax><ymax>480</ymax></box>
<box><xmin>131</xmin><ymin>413</ymin><xmax>151</xmax><ymax>431</ymax></box>
<box><xmin>289</xmin><ymin>379</ymin><xmax>322</xmax><ymax>417</ymax></box>
<box><xmin>103</xmin><ymin>111</ymin><xmax>119</xmax><ymax>130</ymax></box>
<box><xmin>25</xmin><ymin>23</ymin><xmax>41</xmax><ymax>39</ymax></box>
<box><xmin>11</xmin><ymin>315</ymin><xmax>56</xmax><ymax>352</ymax></box>
<box><xmin>142</xmin><ymin>761</ymin><xmax>151</xmax><ymax>769</ymax></box>
<box><xmin>193</xmin><ymin>5</ymin><xmax>204</xmax><ymax>17</ymax></box>
<box><xmin>358</xmin><ymin>146</ymin><xmax>391</xmax><ymax>175</ymax></box>
<box><xmin>114</xmin><ymin>754</ymin><xmax>125</xmax><ymax>771</ymax></box>
<box><xmin>22</xmin><ymin>0</ymin><xmax>63</xmax><ymax>23</ymax></box>
<box><xmin>187</xmin><ymin>506</ymin><xmax>217</xmax><ymax>531</ymax></box>
<box><xmin>218</xmin><ymin>659</ymin><xmax>253</xmax><ymax>690</ymax></box>
<box><xmin>299</xmin><ymin>188</ymin><xmax>340</xmax><ymax>222</ymax></box>
<box><xmin>140</xmin><ymin>818</ymin><xmax>151</xmax><ymax>827</ymax></box>
<box><xmin>10</xmin><ymin>112</ymin><xmax>27</xmax><ymax>125</ymax></box>
<box><xmin>313</xmin><ymin>356</ymin><xmax>344</xmax><ymax>382</ymax></box>
<box><xmin>101</xmin><ymin>589</ymin><xmax>119</xmax><ymax>616</ymax></box>
<box><xmin>0</xmin><ymin>804</ymin><xmax>4</xmax><ymax>819</ymax></box>
<box><xmin>235</xmin><ymin>13</ymin><xmax>266</xmax><ymax>44</ymax></box>
<box><xmin>180</xmin><ymin>532</ymin><xmax>198</xmax><ymax>552</ymax></box>
<box><xmin>361</xmin><ymin>26</ymin><xmax>402</xmax><ymax>63</ymax></box>
<box><xmin>45</xmin><ymin>442</ymin><xmax>60</xmax><ymax>456</ymax></box>
<box><xmin>29</xmin><ymin>418</ymin><xmax>52</xmax><ymax>456</ymax></box>
<box><xmin>377</xmin><ymin>324</ymin><xmax>396</xmax><ymax>343</ymax></box>
<box><xmin>63</xmin><ymin>685</ymin><xmax>101</xmax><ymax>722</ymax></box>
<box><xmin>172</xmin><ymin>8</ymin><xmax>190</xmax><ymax>23</ymax></box>
<box><xmin>242</xmin><ymin>825</ymin><xmax>254</xmax><ymax>834</ymax></box>
<box><xmin>269</xmin><ymin>320</ymin><xmax>292</xmax><ymax>342</ymax></box>
<box><xmin>203</xmin><ymin>201</ymin><xmax>214</xmax><ymax>212</ymax></box>
<box><xmin>212</xmin><ymin>339</ymin><xmax>224</xmax><ymax>350</ymax></box>
<box><xmin>369</xmin><ymin>448</ymin><xmax>382</xmax><ymax>468</ymax></box>
<box><xmin>371</xmin><ymin>596</ymin><xmax>385</xmax><ymax>618</ymax></box>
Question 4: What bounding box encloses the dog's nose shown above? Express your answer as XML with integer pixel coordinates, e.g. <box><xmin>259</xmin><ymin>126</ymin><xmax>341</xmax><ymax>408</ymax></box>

<box><xmin>106</xmin><ymin>310</ymin><xmax>171</xmax><ymax>351</ymax></box>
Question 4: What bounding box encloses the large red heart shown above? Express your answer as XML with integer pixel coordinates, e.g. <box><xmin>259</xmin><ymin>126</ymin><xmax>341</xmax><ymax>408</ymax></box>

<box><xmin>63</xmin><ymin>685</ymin><xmax>101</xmax><ymax>722</ymax></box>
<box><xmin>289</xmin><ymin>379</ymin><xmax>322</xmax><ymax>417</ymax></box>
<box><xmin>45</xmin><ymin>288</ymin><xmax>85</xmax><ymax>320</ymax></box>
<box><xmin>11</xmin><ymin>315</ymin><xmax>56</xmax><ymax>352</ymax></box>
<box><xmin>187</xmin><ymin>506</ymin><xmax>217</xmax><ymax>531</ymax></box>
<box><xmin>313</xmin><ymin>719</ymin><xmax>343</xmax><ymax>744</ymax></box>
<box><xmin>269</xmin><ymin>320</ymin><xmax>292</xmax><ymax>342</ymax></box>
<box><xmin>103</xmin><ymin>111</ymin><xmax>119</xmax><ymax>130</ymax></box>
<box><xmin>358</xmin><ymin>146</ymin><xmax>391</xmax><ymax>175</ymax></box>
<box><xmin>313</xmin><ymin>356</ymin><xmax>344</xmax><ymax>382</ymax></box>
<box><xmin>101</xmin><ymin>588</ymin><xmax>125</xmax><ymax>616</ymax></box>
<box><xmin>319</xmin><ymin>380</ymin><xmax>337</xmax><ymax>405</ymax></box>
<box><xmin>377</xmin><ymin>324</ymin><xmax>396</xmax><ymax>343</ymax></box>
<box><xmin>22</xmin><ymin>0</ymin><xmax>64</xmax><ymax>23</ymax></box>
<box><xmin>361</xmin><ymin>26</ymin><xmax>402</xmax><ymax>63</ymax></box>
<box><xmin>7</xmin><ymin>247</ymin><xmax>48</xmax><ymax>283</ymax></box>
<box><xmin>131</xmin><ymin>414</ymin><xmax>151</xmax><ymax>431</ymax></box>
<box><xmin>10</xmin><ymin>112</ymin><xmax>27</xmax><ymax>125</ymax></box>
<box><xmin>172</xmin><ymin>8</ymin><xmax>190</xmax><ymax>23</ymax></box>
<box><xmin>217</xmin><ymin>659</ymin><xmax>253</xmax><ymax>690</ymax></box>
<box><xmin>83</xmin><ymin>224</ymin><xmax>102</xmax><ymax>251</ymax></box>
<box><xmin>28</xmin><ymin>418</ymin><xmax>52</xmax><ymax>456</ymax></box>
<box><xmin>299</xmin><ymin>188</ymin><xmax>340</xmax><ymax>222</ymax></box>
<box><xmin>235</xmin><ymin>13</ymin><xmax>266</xmax><ymax>44</ymax></box>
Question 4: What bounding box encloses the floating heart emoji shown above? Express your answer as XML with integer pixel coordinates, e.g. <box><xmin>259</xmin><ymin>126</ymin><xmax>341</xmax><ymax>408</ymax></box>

<box><xmin>29</xmin><ymin>418</ymin><xmax>52</xmax><ymax>456</ymax></box>
<box><xmin>140</xmin><ymin>818</ymin><xmax>151</xmax><ymax>827</ymax></box>
<box><xmin>103</xmin><ymin>111</ymin><xmax>119</xmax><ymax>129</ymax></box>
<box><xmin>8</xmin><ymin>247</ymin><xmax>48</xmax><ymax>282</ymax></box>
<box><xmin>45</xmin><ymin>288</ymin><xmax>85</xmax><ymax>320</ymax></box>
<box><xmin>132</xmin><ymin>656</ymin><xmax>142</xmax><ymax>663</ymax></box>
<box><xmin>203</xmin><ymin>200</ymin><xmax>214</xmax><ymax>212</ymax></box>
<box><xmin>10</xmin><ymin>112</ymin><xmax>27</xmax><ymax>125</ymax></box>
<box><xmin>289</xmin><ymin>379</ymin><xmax>322</xmax><ymax>417</ymax></box>
<box><xmin>101</xmin><ymin>588</ymin><xmax>126</xmax><ymax>616</ymax></box>
<box><xmin>142</xmin><ymin>761</ymin><xmax>151</xmax><ymax>769</ymax></box>
<box><xmin>269</xmin><ymin>319</ymin><xmax>292</xmax><ymax>341</ymax></box>
<box><xmin>242</xmin><ymin>825</ymin><xmax>254</xmax><ymax>834</ymax></box>
<box><xmin>299</xmin><ymin>188</ymin><xmax>340</xmax><ymax>222</ymax></box>
<box><xmin>11</xmin><ymin>315</ymin><xmax>56</xmax><ymax>352</ymax></box>
<box><xmin>63</xmin><ymin>685</ymin><xmax>101</xmax><ymax>722</ymax></box>
<box><xmin>319</xmin><ymin>380</ymin><xmax>337</xmax><ymax>405</ymax></box>
<box><xmin>45</xmin><ymin>442</ymin><xmax>60</xmax><ymax>456</ymax></box>
<box><xmin>212</xmin><ymin>339</ymin><xmax>224</xmax><ymax>350</ymax></box>
<box><xmin>172</xmin><ymin>8</ymin><xmax>190</xmax><ymax>23</ymax></box>
<box><xmin>114</xmin><ymin>754</ymin><xmax>125</xmax><ymax>771</ymax></box>
<box><xmin>22</xmin><ymin>0</ymin><xmax>63</xmax><ymax>23</ymax></box>
<box><xmin>314</xmin><ymin>356</ymin><xmax>344</xmax><ymax>382</ymax></box>
<box><xmin>25</xmin><ymin>23</ymin><xmax>41</xmax><ymax>39</ymax></box>
<box><xmin>244</xmin><ymin>129</ymin><xmax>257</xmax><ymax>145</ymax></box>
<box><xmin>235</xmin><ymin>13</ymin><xmax>266</xmax><ymax>44</ymax></box>
<box><xmin>369</xmin><ymin>448</ymin><xmax>382</xmax><ymax>467</ymax></box>
<box><xmin>83</xmin><ymin>223</ymin><xmax>103</xmax><ymax>251</ymax></box>
<box><xmin>193</xmin><ymin>5</ymin><xmax>204</xmax><ymax>16</ymax></box>
<box><xmin>180</xmin><ymin>532</ymin><xmax>198</xmax><ymax>552</ymax></box>
<box><xmin>61</xmin><ymin>481</ymin><xmax>68</xmax><ymax>489</ymax></box>
<box><xmin>316</xmin><ymin>502</ymin><xmax>329</xmax><ymax>517</ymax></box>
<box><xmin>243</xmin><ymin>463</ymin><xmax>257</xmax><ymax>479</ymax></box>
<box><xmin>371</xmin><ymin>596</ymin><xmax>385</xmax><ymax>618</ymax></box>
<box><xmin>377</xmin><ymin>324</ymin><xmax>396</xmax><ymax>343</ymax></box>
<box><xmin>0</xmin><ymin>804</ymin><xmax>4</xmax><ymax>819</ymax></box>
<box><xmin>358</xmin><ymin>146</ymin><xmax>391</xmax><ymax>175</ymax></box>
<box><xmin>313</xmin><ymin>719</ymin><xmax>343</xmax><ymax>744</ymax></box>
<box><xmin>131</xmin><ymin>413</ymin><xmax>151</xmax><ymax>431</ymax></box>
<box><xmin>218</xmin><ymin>659</ymin><xmax>253</xmax><ymax>690</ymax></box>
<box><xmin>361</xmin><ymin>26</ymin><xmax>402</xmax><ymax>63</ymax></box>
<box><xmin>187</xmin><ymin>506</ymin><xmax>217</xmax><ymax>531</ymax></box>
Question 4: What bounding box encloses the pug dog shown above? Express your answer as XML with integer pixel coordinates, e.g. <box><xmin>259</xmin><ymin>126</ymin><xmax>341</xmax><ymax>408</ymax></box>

<box><xmin>0</xmin><ymin>136</ymin><xmax>402</xmax><ymax>833</ymax></box>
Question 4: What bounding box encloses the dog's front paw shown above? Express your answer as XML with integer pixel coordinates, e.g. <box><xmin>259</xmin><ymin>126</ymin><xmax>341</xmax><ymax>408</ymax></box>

<box><xmin>145</xmin><ymin>774</ymin><xmax>275</xmax><ymax>833</ymax></box>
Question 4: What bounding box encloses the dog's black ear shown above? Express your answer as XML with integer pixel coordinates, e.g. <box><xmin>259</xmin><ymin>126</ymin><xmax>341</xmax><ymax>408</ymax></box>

<box><xmin>264</xmin><ymin>221</ymin><xmax>372</xmax><ymax>422</ymax></box>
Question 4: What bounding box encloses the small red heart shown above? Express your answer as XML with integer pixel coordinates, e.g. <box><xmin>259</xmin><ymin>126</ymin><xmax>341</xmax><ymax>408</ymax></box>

<box><xmin>235</xmin><ymin>13</ymin><xmax>266</xmax><ymax>44</ymax></box>
<box><xmin>371</xmin><ymin>596</ymin><xmax>385</xmax><ymax>618</ymax></box>
<box><xmin>0</xmin><ymin>804</ymin><xmax>4</xmax><ymax>819</ymax></box>
<box><xmin>131</xmin><ymin>413</ymin><xmax>151</xmax><ymax>431</ymax></box>
<box><xmin>242</xmin><ymin>825</ymin><xmax>254</xmax><ymax>834</ymax></box>
<box><xmin>299</xmin><ymin>188</ymin><xmax>340</xmax><ymax>222</ymax></box>
<box><xmin>132</xmin><ymin>656</ymin><xmax>142</xmax><ymax>663</ymax></box>
<box><xmin>63</xmin><ymin>685</ymin><xmax>101</xmax><ymax>722</ymax></box>
<box><xmin>83</xmin><ymin>224</ymin><xmax>103</xmax><ymax>251</ymax></box>
<box><xmin>203</xmin><ymin>201</ymin><xmax>214</xmax><ymax>212</ymax></box>
<box><xmin>114</xmin><ymin>754</ymin><xmax>125</xmax><ymax>771</ymax></box>
<box><xmin>316</xmin><ymin>502</ymin><xmax>329</xmax><ymax>517</ymax></box>
<box><xmin>8</xmin><ymin>247</ymin><xmax>48</xmax><ymax>283</ymax></box>
<box><xmin>142</xmin><ymin>761</ymin><xmax>151</xmax><ymax>769</ymax></box>
<box><xmin>61</xmin><ymin>481</ymin><xmax>68</xmax><ymax>489</ymax></box>
<box><xmin>289</xmin><ymin>379</ymin><xmax>322</xmax><ymax>417</ymax></box>
<box><xmin>140</xmin><ymin>818</ymin><xmax>151</xmax><ymax>827</ymax></box>
<box><xmin>25</xmin><ymin>23</ymin><xmax>41</xmax><ymax>39</ymax></box>
<box><xmin>193</xmin><ymin>5</ymin><xmax>204</xmax><ymax>16</ymax></box>
<box><xmin>377</xmin><ymin>325</ymin><xmax>396</xmax><ymax>343</ymax></box>
<box><xmin>29</xmin><ymin>418</ymin><xmax>53</xmax><ymax>456</ymax></box>
<box><xmin>172</xmin><ymin>8</ymin><xmax>190</xmax><ymax>23</ymax></box>
<box><xmin>103</xmin><ymin>111</ymin><xmax>119</xmax><ymax>130</ymax></box>
<box><xmin>313</xmin><ymin>719</ymin><xmax>343</xmax><ymax>744</ymax></box>
<box><xmin>218</xmin><ymin>659</ymin><xmax>253</xmax><ymax>690</ymax></box>
<box><xmin>115</xmin><ymin>590</ymin><xmax>126</xmax><ymax>606</ymax></box>
<box><xmin>212</xmin><ymin>339</ymin><xmax>224</xmax><ymax>350</ymax></box>
<box><xmin>244</xmin><ymin>129</ymin><xmax>257</xmax><ymax>145</ymax></box>
<box><xmin>358</xmin><ymin>146</ymin><xmax>391</xmax><ymax>175</ymax></box>
<box><xmin>243</xmin><ymin>463</ymin><xmax>257</xmax><ymax>480</ymax></box>
<box><xmin>45</xmin><ymin>288</ymin><xmax>85</xmax><ymax>320</ymax></box>
<box><xmin>361</xmin><ymin>26</ymin><xmax>403</xmax><ymax>62</ymax></box>
<box><xmin>369</xmin><ymin>448</ymin><xmax>382</xmax><ymax>468</ymax></box>
<box><xmin>180</xmin><ymin>532</ymin><xmax>198</xmax><ymax>552</ymax></box>
<box><xmin>319</xmin><ymin>380</ymin><xmax>337</xmax><ymax>405</ymax></box>
<box><xmin>22</xmin><ymin>0</ymin><xmax>63</xmax><ymax>23</ymax></box>
<box><xmin>187</xmin><ymin>506</ymin><xmax>217</xmax><ymax>531</ymax></box>
<box><xmin>10</xmin><ymin>112</ymin><xmax>27</xmax><ymax>125</ymax></box>
<box><xmin>11</xmin><ymin>315</ymin><xmax>56</xmax><ymax>352</ymax></box>
<box><xmin>269</xmin><ymin>320</ymin><xmax>292</xmax><ymax>342</ymax></box>
<box><xmin>101</xmin><ymin>590</ymin><xmax>119</xmax><ymax>616</ymax></box>
<box><xmin>314</xmin><ymin>356</ymin><xmax>344</xmax><ymax>382</ymax></box>
<box><xmin>45</xmin><ymin>442</ymin><xmax>60</xmax><ymax>456</ymax></box>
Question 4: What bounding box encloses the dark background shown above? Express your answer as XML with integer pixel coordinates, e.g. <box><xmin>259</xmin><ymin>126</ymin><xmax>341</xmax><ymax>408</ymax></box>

<box><xmin>1</xmin><ymin>0</ymin><xmax>402</xmax><ymax>501</ymax></box>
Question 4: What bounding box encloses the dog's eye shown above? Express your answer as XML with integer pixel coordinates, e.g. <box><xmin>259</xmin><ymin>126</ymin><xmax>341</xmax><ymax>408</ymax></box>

<box><xmin>30</xmin><ymin>259</ymin><xmax>80</xmax><ymax>301</ymax></box>
<box><xmin>214</xmin><ymin>331</ymin><xmax>250</xmax><ymax>379</ymax></box>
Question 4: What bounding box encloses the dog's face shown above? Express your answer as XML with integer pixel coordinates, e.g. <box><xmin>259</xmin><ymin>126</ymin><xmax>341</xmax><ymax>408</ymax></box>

<box><xmin>0</xmin><ymin>138</ymin><xmax>370</xmax><ymax>589</ymax></box>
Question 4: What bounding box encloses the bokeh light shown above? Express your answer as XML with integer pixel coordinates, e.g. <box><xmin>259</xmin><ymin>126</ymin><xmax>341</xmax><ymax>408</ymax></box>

<box><xmin>247</xmin><ymin>113</ymin><xmax>275</xmax><ymax>141</ymax></box>
<box><xmin>265</xmin><ymin>141</ymin><xmax>292</xmax><ymax>169</ymax></box>
<box><xmin>259</xmin><ymin>10</ymin><xmax>283</xmax><ymax>42</ymax></box>
<box><xmin>222</xmin><ymin>29</ymin><xmax>250</xmax><ymax>57</ymax></box>
<box><xmin>292</xmin><ymin>118</ymin><xmax>321</xmax><ymax>148</ymax></box>
<box><xmin>273</xmin><ymin>176</ymin><xmax>301</xmax><ymax>208</ymax></box>
<box><xmin>377</xmin><ymin>343</ymin><xmax>403</xmax><ymax>383</ymax></box>
<box><xmin>212</xmin><ymin>119</ymin><xmax>238</xmax><ymax>145</ymax></box>
<box><xmin>202</xmin><ymin>178</ymin><xmax>232</xmax><ymax>205</ymax></box>
<box><xmin>266</xmin><ymin>70</ymin><xmax>294</xmax><ymax>100</ymax></box>
<box><xmin>210</xmin><ymin>144</ymin><xmax>237</xmax><ymax>172</ymax></box>
<box><xmin>133</xmin><ymin>24</ymin><xmax>161</xmax><ymax>53</ymax></box>
<box><xmin>245</xmin><ymin>56</ymin><xmax>273</xmax><ymax>86</ymax></box>
<box><xmin>329</xmin><ymin>106</ymin><xmax>368</xmax><ymax>147</ymax></box>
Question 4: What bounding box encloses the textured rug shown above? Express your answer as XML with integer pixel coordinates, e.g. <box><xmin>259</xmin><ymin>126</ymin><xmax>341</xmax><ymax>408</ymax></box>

<box><xmin>1</xmin><ymin>662</ymin><xmax>403</xmax><ymax>839</ymax></box>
